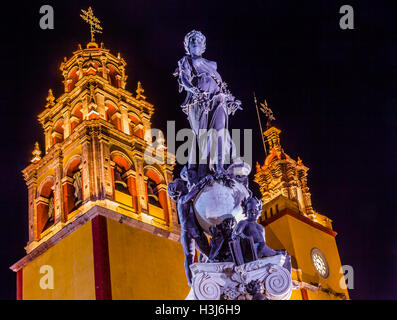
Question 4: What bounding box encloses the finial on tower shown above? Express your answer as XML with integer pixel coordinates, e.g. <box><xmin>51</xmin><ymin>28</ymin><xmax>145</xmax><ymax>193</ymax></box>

<box><xmin>136</xmin><ymin>81</ymin><xmax>146</xmax><ymax>100</ymax></box>
<box><xmin>45</xmin><ymin>89</ymin><xmax>55</xmax><ymax>108</ymax></box>
<box><xmin>297</xmin><ymin>156</ymin><xmax>303</xmax><ymax>165</ymax></box>
<box><xmin>80</xmin><ymin>7</ymin><xmax>103</xmax><ymax>43</ymax></box>
<box><xmin>31</xmin><ymin>142</ymin><xmax>42</xmax><ymax>164</ymax></box>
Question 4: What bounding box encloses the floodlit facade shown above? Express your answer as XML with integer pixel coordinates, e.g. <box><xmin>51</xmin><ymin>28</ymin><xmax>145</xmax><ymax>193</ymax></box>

<box><xmin>255</xmin><ymin>126</ymin><xmax>349</xmax><ymax>300</ymax></box>
<box><xmin>10</xmin><ymin>40</ymin><xmax>189</xmax><ymax>299</ymax></box>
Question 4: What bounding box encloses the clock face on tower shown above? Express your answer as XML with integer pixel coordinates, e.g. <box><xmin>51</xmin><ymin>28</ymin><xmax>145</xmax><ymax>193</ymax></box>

<box><xmin>311</xmin><ymin>248</ymin><xmax>330</xmax><ymax>279</ymax></box>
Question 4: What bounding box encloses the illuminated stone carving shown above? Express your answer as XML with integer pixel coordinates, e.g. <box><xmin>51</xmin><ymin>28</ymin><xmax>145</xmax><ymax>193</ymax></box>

<box><xmin>188</xmin><ymin>254</ymin><xmax>292</xmax><ymax>300</ymax></box>
<box><xmin>172</xmin><ymin>31</ymin><xmax>292</xmax><ymax>300</ymax></box>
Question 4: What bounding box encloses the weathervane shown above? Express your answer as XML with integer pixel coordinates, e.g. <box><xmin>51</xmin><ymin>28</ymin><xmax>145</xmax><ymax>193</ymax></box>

<box><xmin>260</xmin><ymin>99</ymin><xmax>276</xmax><ymax>129</ymax></box>
<box><xmin>254</xmin><ymin>94</ymin><xmax>276</xmax><ymax>156</ymax></box>
<box><xmin>80</xmin><ymin>7</ymin><xmax>103</xmax><ymax>42</ymax></box>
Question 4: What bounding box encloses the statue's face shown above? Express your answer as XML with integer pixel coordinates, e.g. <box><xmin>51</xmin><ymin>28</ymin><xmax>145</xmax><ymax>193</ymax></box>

<box><xmin>246</xmin><ymin>202</ymin><xmax>259</xmax><ymax>220</ymax></box>
<box><xmin>189</xmin><ymin>35</ymin><xmax>205</xmax><ymax>57</ymax></box>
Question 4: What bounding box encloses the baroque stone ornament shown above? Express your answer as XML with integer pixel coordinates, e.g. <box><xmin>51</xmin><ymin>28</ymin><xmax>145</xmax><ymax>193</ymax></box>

<box><xmin>186</xmin><ymin>254</ymin><xmax>292</xmax><ymax>300</ymax></box>
<box><xmin>170</xmin><ymin>30</ymin><xmax>293</xmax><ymax>300</ymax></box>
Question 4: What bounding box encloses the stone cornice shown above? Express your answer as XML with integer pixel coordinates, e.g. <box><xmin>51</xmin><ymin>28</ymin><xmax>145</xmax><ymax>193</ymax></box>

<box><xmin>261</xmin><ymin>208</ymin><xmax>337</xmax><ymax>237</ymax></box>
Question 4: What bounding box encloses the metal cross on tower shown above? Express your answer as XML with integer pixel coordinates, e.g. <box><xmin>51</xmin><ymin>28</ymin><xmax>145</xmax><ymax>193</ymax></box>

<box><xmin>80</xmin><ymin>7</ymin><xmax>103</xmax><ymax>43</ymax></box>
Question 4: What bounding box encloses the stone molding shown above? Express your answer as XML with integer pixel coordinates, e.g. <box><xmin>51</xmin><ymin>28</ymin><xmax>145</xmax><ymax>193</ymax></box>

<box><xmin>10</xmin><ymin>205</ymin><xmax>181</xmax><ymax>272</ymax></box>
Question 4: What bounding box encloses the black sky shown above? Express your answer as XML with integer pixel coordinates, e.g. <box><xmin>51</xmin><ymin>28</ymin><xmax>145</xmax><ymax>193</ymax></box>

<box><xmin>0</xmin><ymin>0</ymin><xmax>396</xmax><ymax>300</ymax></box>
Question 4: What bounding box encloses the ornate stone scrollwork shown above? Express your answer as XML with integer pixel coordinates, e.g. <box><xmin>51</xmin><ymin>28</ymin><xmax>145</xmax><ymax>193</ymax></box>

<box><xmin>193</xmin><ymin>273</ymin><xmax>222</xmax><ymax>300</ymax></box>
<box><xmin>189</xmin><ymin>254</ymin><xmax>293</xmax><ymax>300</ymax></box>
<box><xmin>264</xmin><ymin>264</ymin><xmax>292</xmax><ymax>300</ymax></box>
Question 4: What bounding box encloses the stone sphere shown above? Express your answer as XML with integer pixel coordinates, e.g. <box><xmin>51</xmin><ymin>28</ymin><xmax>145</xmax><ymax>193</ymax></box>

<box><xmin>193</xmin><ymin>180</ymin><xmax>250</xmax><ymax>233</ymax></box>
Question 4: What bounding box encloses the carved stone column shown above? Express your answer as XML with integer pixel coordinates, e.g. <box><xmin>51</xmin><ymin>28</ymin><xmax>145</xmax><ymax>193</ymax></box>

<box><xmin>133</xmin><ymin>154</ymin><xmax>148</xmax><ymax>213</ymax></box>
<box><xmin>98</xmin><ymin>136</ymin><xmax>113</xmax><ymax>200</ymax></box>
<box><xmin>120</xmin><ymin>105</ymin><xmax>130</xmax><ymax>135</ymax></box>
<box><xmin>81</xmin><ymin>134</ymin><xmax>93</xmax><ymax>202</ymax></box>
<box><xmin>111</xmin><ymin>112</ymin><xmax>122</xmax><ymax>131</ymax></box>
<box><xmin>26</xmin><ymin>176</ymin><xmax>38</xmax><ymax>243</ymax></box>
<box><xmin>125</xmin><ymin>169</ymin><xmax>138</xmax><ymax>212</ymax></box>
<box><xmin>53</xmin><ymin>155</ymin><xmax>64</xmax><ymax>224</ymax></box>
<box><xmin>110</xmin><ymin>160</ymin><xmax>116</xmax><ymax>200</ymax></box>
<box><xmin>95</xmin><ymin>92</ymin><xmax>105</xmax><ymax>120</ymax></box>
<box><xmin>61</xmin><ymin>176</ymin><xmax>74</xmax><ymax>219</ymax></box>
<box><xmin>100</xmin><ymin>56</ymin><xmax>108</xmax><ymax>80</ymax></box>
<box><xmin>44</xmin><ymin>122</ymin><xmax>53</xmax><ymax>153</ymax></box>
<box><xmin>157</xmin><ymin>184</ymin><xmax>170</xmax><ymax>225</ymax></box>
<box><xmin>164</xmin><ymin>167</ymin><xmax>179</xmax><ymax>231</ymax></box>
<box><xmin>90</xmin><ymin>128</ymin><xmax>102</xmax><ymax>200</ymax></box>
<box><xmin>141</xmin><ymin>115</ymin><xmax>152</xmax><ymax>144</ymax></box>
<box><xmin>63</xmin><ymin>109</ymin><xmax>71</xmax><ymax>139</ymax></box>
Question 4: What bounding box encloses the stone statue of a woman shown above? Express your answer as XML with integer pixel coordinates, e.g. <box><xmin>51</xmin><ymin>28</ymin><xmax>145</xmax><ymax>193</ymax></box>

<box><xmin>175</xmin><ymin>30</ymin><xmax>242</xmax><ymax>178</ymax></box>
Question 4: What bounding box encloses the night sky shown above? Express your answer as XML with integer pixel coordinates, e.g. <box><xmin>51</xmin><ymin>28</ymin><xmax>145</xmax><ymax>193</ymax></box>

<box><xmin>1</xmin><ymin>0</ymin><xmax>396</xmax><ymax>300</ymax></box>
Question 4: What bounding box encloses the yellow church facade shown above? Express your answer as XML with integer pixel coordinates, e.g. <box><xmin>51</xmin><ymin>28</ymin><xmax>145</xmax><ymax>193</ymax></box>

<box><xmin>255</xmin><ymin>127</ymin><xmax>349</xmax><ymax>300</ymax></box>
<box><xmin>10</xmin><ymin>39</ymin><xmax>190</xmax><ymax>300</ymax></box>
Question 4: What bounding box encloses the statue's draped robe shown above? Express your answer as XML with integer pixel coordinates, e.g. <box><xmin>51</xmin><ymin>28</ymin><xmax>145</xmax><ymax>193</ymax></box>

<box><xmin>176</xmin><ymin>56</ymin><xmax>236</xmax><ymax>173</ymax></box>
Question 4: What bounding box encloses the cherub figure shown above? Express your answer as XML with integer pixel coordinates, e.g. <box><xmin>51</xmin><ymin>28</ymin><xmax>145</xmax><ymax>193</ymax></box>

<box><xmin>167</xmin><ymin>174</ymin><xmax>214</xmax><ymax>286</ymax></box>
<box><xmin>233</xmin><ymin>197</ymin><xmax>291</xmax><ymax>271</ymax></box>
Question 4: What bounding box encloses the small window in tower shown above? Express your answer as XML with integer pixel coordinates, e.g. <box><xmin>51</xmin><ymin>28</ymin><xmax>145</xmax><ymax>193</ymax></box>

<box><xmin>270</xmin><ymin>207</ymin><xmax>273</xmax><ymax>217</ymax></box>
<box><xmin>114</xmin><ymin>165</ymin><xmax>129</xmax><ymax>194</ymax></box>
<box><xmin>276</xmin><ymin>204</ymin><xmax>279</xmax><ymax>214</ymax></box>
<box><xmin>264</xmin><ymin>210</ymin><xmax>267</xmax><ymax>219</ymax></box>
<box><xmin>147</xmin><ymin>179</ymin><xmax>161</xmax><ymax>207</ymax></box>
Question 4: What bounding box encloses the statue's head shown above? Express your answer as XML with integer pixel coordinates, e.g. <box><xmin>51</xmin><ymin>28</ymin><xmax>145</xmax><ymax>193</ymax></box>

<box><xmin>242</xmin><ymin>197</ymin><xmax>263</xmax><ymax>221</ymax></box>
<box><xmin>180</xmin><ymin>166</ymin><xmax>198</xmax><ymax>189</ymax></box>
<box><xmin>167</xmin><ymin>178</ymin><xmax>188</xmax><ymax>201</ymax></box>
<box><xmin>184</xmin><ymin>30</ymin><xmax>206</xmax><ymax>57</ymax></box>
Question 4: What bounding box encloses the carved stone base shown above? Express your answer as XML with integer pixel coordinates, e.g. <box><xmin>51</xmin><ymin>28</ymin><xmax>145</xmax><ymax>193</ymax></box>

<box><xmin>186</xmin><ymin>254</ymin><xmax>292</xmax><ymax>300</ymax></box>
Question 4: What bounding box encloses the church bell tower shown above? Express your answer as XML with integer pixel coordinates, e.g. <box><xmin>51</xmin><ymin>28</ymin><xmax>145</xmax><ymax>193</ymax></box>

<box><xmin>255</xmin><ymin>125</ymin><xmax>349</xmax><ymax>300</ymax></box>
<box><xmin>10</xmin><ymin>8</ymin><xmax>189</xmax><ymax>300</ymax></box>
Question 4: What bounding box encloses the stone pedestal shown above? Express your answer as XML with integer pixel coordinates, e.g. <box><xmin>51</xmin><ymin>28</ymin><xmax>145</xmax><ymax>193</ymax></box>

<box><xmin>186</xmin><ymin>254</ymin><xmax>292</xmax><ymax>300</ymax></box>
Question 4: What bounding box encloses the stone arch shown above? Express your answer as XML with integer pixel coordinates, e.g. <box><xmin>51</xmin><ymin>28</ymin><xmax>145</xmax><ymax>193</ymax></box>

<box><xmin>143</xmin><ymin>164</ymin><xmax>169</xmax><ymax>223</ymax></box>
<box><xmin>63</xmin><ymin>154</ymin><xmax>82</xmax><ymax>177</ymax></box>
<box><xmin>128</xmin><ymin>111</ymin><xmax>143</xmax><ymax>137</ymax></box>
<box><xmin>67</xmin><ymin>66</ymin><xmax>79</xmax><ymax>92</ymax></box>
<box><xmin>143</xmin><ymin>165</ymin><xmax>165</xmax><ymax>185</ymax></box>
<box><xmin>38</xmin><ymin>175</ymin><xmax>55</xmax><ymax>198</ymax></box>
<box><xmin>70</xmin><ymin>102</ymin><xmax>84</xmax><ymax>132</ymax></box>
<box><xmin>105</xmin><ymin>99</ymin><xmax>122</xmax><ymax>131</ymax></box>
<box><xmin>52</xmin><ymin>118</ymin><xmax>64</xmax><ymax>146</ymax></box>
<box><xmin>110</xmin><ymin>149</ymin><xmax>134</xmax><ymax>171</ymax></box>
<box><xmin>107</xmin><ymin>63</ymin><xmax>121</xmax><ymax>88</ymax></box>
<box><xmin>110</xmin><ymin>148</ymin><xmax>137</xmax><ymax>210</ymax></box>
<box><xmin>128</xmin><ymin>111</ymin><xmax>141</xmax><ymax>124</ymax></box>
